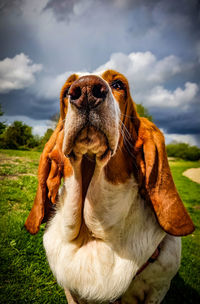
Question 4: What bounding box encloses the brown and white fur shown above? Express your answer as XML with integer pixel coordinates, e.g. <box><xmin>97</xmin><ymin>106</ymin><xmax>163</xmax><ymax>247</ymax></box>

<box><xmin>25</xmin><ymin>70</ymin><xmax>194</xmax><ymax>304</ymax></box>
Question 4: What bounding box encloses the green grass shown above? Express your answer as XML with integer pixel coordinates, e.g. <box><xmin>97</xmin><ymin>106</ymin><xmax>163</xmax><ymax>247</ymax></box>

<box><xmin>0</xmin><ymin>149</ymin><xmax>66</xmax><ymax>303</ymax></box>
<box><xmin>163</xmin><ymin>160</ymin><xmax>200</xmax><ymax>304</ymax></box>
<box><xmin>0</xmin><ymin>150</ymin><xmax>200</xmax><ymax>303</ymax></box>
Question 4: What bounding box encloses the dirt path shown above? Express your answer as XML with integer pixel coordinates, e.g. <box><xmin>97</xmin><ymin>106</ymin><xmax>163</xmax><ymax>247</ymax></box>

<box><xmin>183</xmin><ymin>168</ymin><xmax>200</xmax><ymax>184</ymax></box>
<box><xmin>0</xmin><ymin>153</ymin><xmax>37</xmax><ymax>180</ymax></box>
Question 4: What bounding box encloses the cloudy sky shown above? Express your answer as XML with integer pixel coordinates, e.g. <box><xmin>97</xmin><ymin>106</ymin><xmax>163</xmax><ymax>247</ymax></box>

<box><xmin>0</xmin><ymin>0</ymin><xmax>200</xmax><ymax>146</ymax></box>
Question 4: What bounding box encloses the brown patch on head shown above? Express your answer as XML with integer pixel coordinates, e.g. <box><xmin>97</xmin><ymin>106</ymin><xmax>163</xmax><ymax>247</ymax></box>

<box><xmin>60</xmin><ymin>74</ymin><xmax>79</xmax><ymax>119</ymax></box>
<box><xmin>101</xmin><ymin>70</ymin><xmax>140</xmax><ymax>184</ymax></box>
<box><xmin>101</xmin><ymin>70</ymin><xmax>129</xmax><ymax>107</ymax></box>
<box><xmin>101</xmin><ymin>69</ymin><xmax>139</xmax><ymax>141</ymax></box>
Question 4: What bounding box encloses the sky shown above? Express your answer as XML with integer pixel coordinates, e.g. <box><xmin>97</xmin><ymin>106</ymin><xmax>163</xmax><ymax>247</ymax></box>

<box><xmin>0</xmin><ymin>0</ymin><xmax>200</xmax><ymax>146</ymax></box>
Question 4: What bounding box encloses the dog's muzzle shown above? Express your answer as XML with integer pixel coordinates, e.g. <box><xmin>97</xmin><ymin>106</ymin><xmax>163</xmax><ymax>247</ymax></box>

<box><xmin>63</xmin><ymin>74</ymin><xmax>119</xmax><ymax>158</ymax></box>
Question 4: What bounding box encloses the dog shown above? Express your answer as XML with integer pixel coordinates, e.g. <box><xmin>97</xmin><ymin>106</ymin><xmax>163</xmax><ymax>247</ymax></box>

<box><xmin>25</xmin><ymin>70</ymin><xmax>194</xmax><ymax>304</ymax></box>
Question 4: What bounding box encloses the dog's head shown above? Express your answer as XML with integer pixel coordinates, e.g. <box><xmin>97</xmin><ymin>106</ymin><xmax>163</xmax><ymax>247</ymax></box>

<box><xmin>60</xmin><ymin>70</ymin><xmax>138</xmax><ymax>160</ymax></box>
<box><xmin>25</xmin><ymin>70</ymin><xmax>194</xmax><ymax>236</ymax></box>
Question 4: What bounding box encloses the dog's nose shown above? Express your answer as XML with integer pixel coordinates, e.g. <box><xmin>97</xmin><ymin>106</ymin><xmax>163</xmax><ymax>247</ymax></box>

<box><xmin>68</xmin><ymin>75</ymin><xmax>108</xmax><ymax>111</ymax></box>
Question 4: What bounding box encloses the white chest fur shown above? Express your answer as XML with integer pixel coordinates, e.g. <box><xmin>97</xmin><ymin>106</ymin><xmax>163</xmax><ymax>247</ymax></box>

<box><xmin>43</xmin><ymin>172</ymin><xmax>165</xmax><ymax>303</ymax></box>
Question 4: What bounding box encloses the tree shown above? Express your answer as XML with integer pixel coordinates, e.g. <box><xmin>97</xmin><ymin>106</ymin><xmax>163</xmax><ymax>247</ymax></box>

<box><xmin>37</xmin><ymin>128</ymin><xmax>54</xmax><ymax>151</ymax></box>
<box><xmin>0</xmin><ymin>104</ymin><xmax>3</xmax><ymax>116</ymax></box>
<box><xmin>0</xmin><ymin>121</ymin><xmax>39</xmax><ymax>149</ymax></box>
<box><xmin>136</xmin><ymin>103</ymin><xmax>153</xmax><ymax>121</ymax></box>
<box><xmin>166</xmin><ymin>142</ymin><xmax>200</xmax><ymax>161</ymax></box>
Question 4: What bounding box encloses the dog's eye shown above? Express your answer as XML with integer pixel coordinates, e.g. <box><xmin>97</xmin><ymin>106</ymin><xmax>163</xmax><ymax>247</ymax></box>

<box><xmin>111</xmin><ymin>80</ymin><xmax>125</xmax><ymax>91</ymax></box>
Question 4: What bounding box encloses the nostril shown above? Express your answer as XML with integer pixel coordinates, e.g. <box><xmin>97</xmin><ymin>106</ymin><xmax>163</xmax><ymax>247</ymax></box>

<box><xmin>92</xmin><ymin>84</ymin><xmax>107</xmax><ymax>99</ymax></box>
<box><xmin>70</xmin><ymin>86</ymin><xmax>82</xmax><ymax>100</ymax></box>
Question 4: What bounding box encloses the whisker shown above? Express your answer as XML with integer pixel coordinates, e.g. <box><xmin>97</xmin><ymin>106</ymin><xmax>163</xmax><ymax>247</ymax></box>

<box><xmin>119</xmin><ymin>120</ymin><xmax>132</xmax><ymax>141</ymax></box>
<box><xmin>118</xmin><ymin>120</ymin><xmax>139</xmax><ymax>173</ymax></box>
<box><xmin>119</xmin><ymin>125</ymin><xmax>134</xmax><ymax>155</ymax></box>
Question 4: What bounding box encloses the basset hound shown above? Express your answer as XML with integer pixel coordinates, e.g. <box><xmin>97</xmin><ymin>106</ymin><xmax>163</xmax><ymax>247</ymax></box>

<box><xmin>25</xmin><ymin>70</ymin><xmax>194</xmax><ymax>304</ymax></box>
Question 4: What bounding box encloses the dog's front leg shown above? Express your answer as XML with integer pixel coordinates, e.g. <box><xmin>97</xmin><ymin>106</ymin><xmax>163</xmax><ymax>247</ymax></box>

<box><xmin>62</xmin><ymin>152</ymin><xmax>83</xmax><ymax>241</ymax></box>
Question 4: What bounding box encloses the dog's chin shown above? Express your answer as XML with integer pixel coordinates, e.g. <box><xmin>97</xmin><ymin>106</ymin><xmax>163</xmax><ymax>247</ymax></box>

<box><xmin>63</xmin><ymin>126</ymin><xmax>112</xmax><ymax>160</ymax></box>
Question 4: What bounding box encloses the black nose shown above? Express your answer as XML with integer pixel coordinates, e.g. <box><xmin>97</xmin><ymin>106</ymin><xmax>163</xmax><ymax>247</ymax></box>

<box><xmin>68</xmin><ymin>75</ymin><xmax>108</xmax><ymax>111</ymax></box>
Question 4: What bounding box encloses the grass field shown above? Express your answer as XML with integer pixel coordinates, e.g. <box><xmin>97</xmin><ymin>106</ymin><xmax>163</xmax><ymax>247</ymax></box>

<box><xmin>0</xmin><ymin>149</ymin><xmax>200</xmax><ymax>304</ymax></box>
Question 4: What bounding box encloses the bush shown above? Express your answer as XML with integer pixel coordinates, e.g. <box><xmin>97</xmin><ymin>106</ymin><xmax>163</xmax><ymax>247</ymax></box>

<box><xmin>0</xmin><ymin>121</ymin><xmax>6</xmax><ymax>135</ymax></box>
<box><xmin>166</xmin><ymin>142</ymin><xmax>200</xmax><ymax>161</ymax></box>
<box><xmin>0</xmin><ymin>121</ymin><xmax>39</xmax><ymax>150</ymax></box>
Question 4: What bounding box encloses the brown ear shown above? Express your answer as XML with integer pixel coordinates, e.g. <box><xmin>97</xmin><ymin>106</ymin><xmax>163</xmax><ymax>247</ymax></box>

<box><xmin>136</xmin><ymin>117</ymin><xmax>195</xmax><ymax>236</ymax></box>
<box><xmin>25</xmin><ymin>74</ymin><xmax>77</xmax><ymax>234</ymax></box>
<box><xmin>24</xmin><ymin>120</ymin><xmax>65</xmax><ymax>234</ymax></box>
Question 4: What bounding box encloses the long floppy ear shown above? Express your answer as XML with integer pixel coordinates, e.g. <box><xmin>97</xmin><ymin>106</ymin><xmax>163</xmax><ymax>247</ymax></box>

<box><xmin>24</xmin><ymin>120</ymin><xmax>65</xmax><ymax>234</ymax></box>
<box><xmin>135</xmin><ymin>117</ymin><xmax>195</xmax><ymax>236</ymax></box>
<box><xmin>25</xmin><ymin>75</ymin><xmax>75</xmax><ymax>234</ymax></box>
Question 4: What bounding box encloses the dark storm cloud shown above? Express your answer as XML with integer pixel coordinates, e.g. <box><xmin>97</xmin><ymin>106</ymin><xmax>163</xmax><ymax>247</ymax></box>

<box><xmin>43</xmin><ymin>0</ymin><xmax>200</xmax><ymax>61</ymax></box>
<box><xmin>44</xmin><ymin>0</ymin><xmax>75</xmax><ymax>20</ymax></box>
<box><xmin>151</xmin><ymin>105</ymin><xmax>200</xmax><ymax>135</ymax></box>
<box><xmin>0</xmin><ymin>0</ymin><xmax>25</xmax><ymax>13</ymax></box>
<box><xmin>0</xmin><ymin>1</ymin><xmax>41</xmax><ymax>61</ymax></box>
<box><xmin>0</xmin><ymin>90</ymin><xmax>59</xmax><ymax>120</ymax></box>
<box><xmin>44</xmin><ymin>0</ymin><xmax>200</xmax><ymax>35</ymax></box>
<box><xmin>44</xmin><ymin>0</ymin><xmax>161</xmax><ymax>19</ymax></box>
